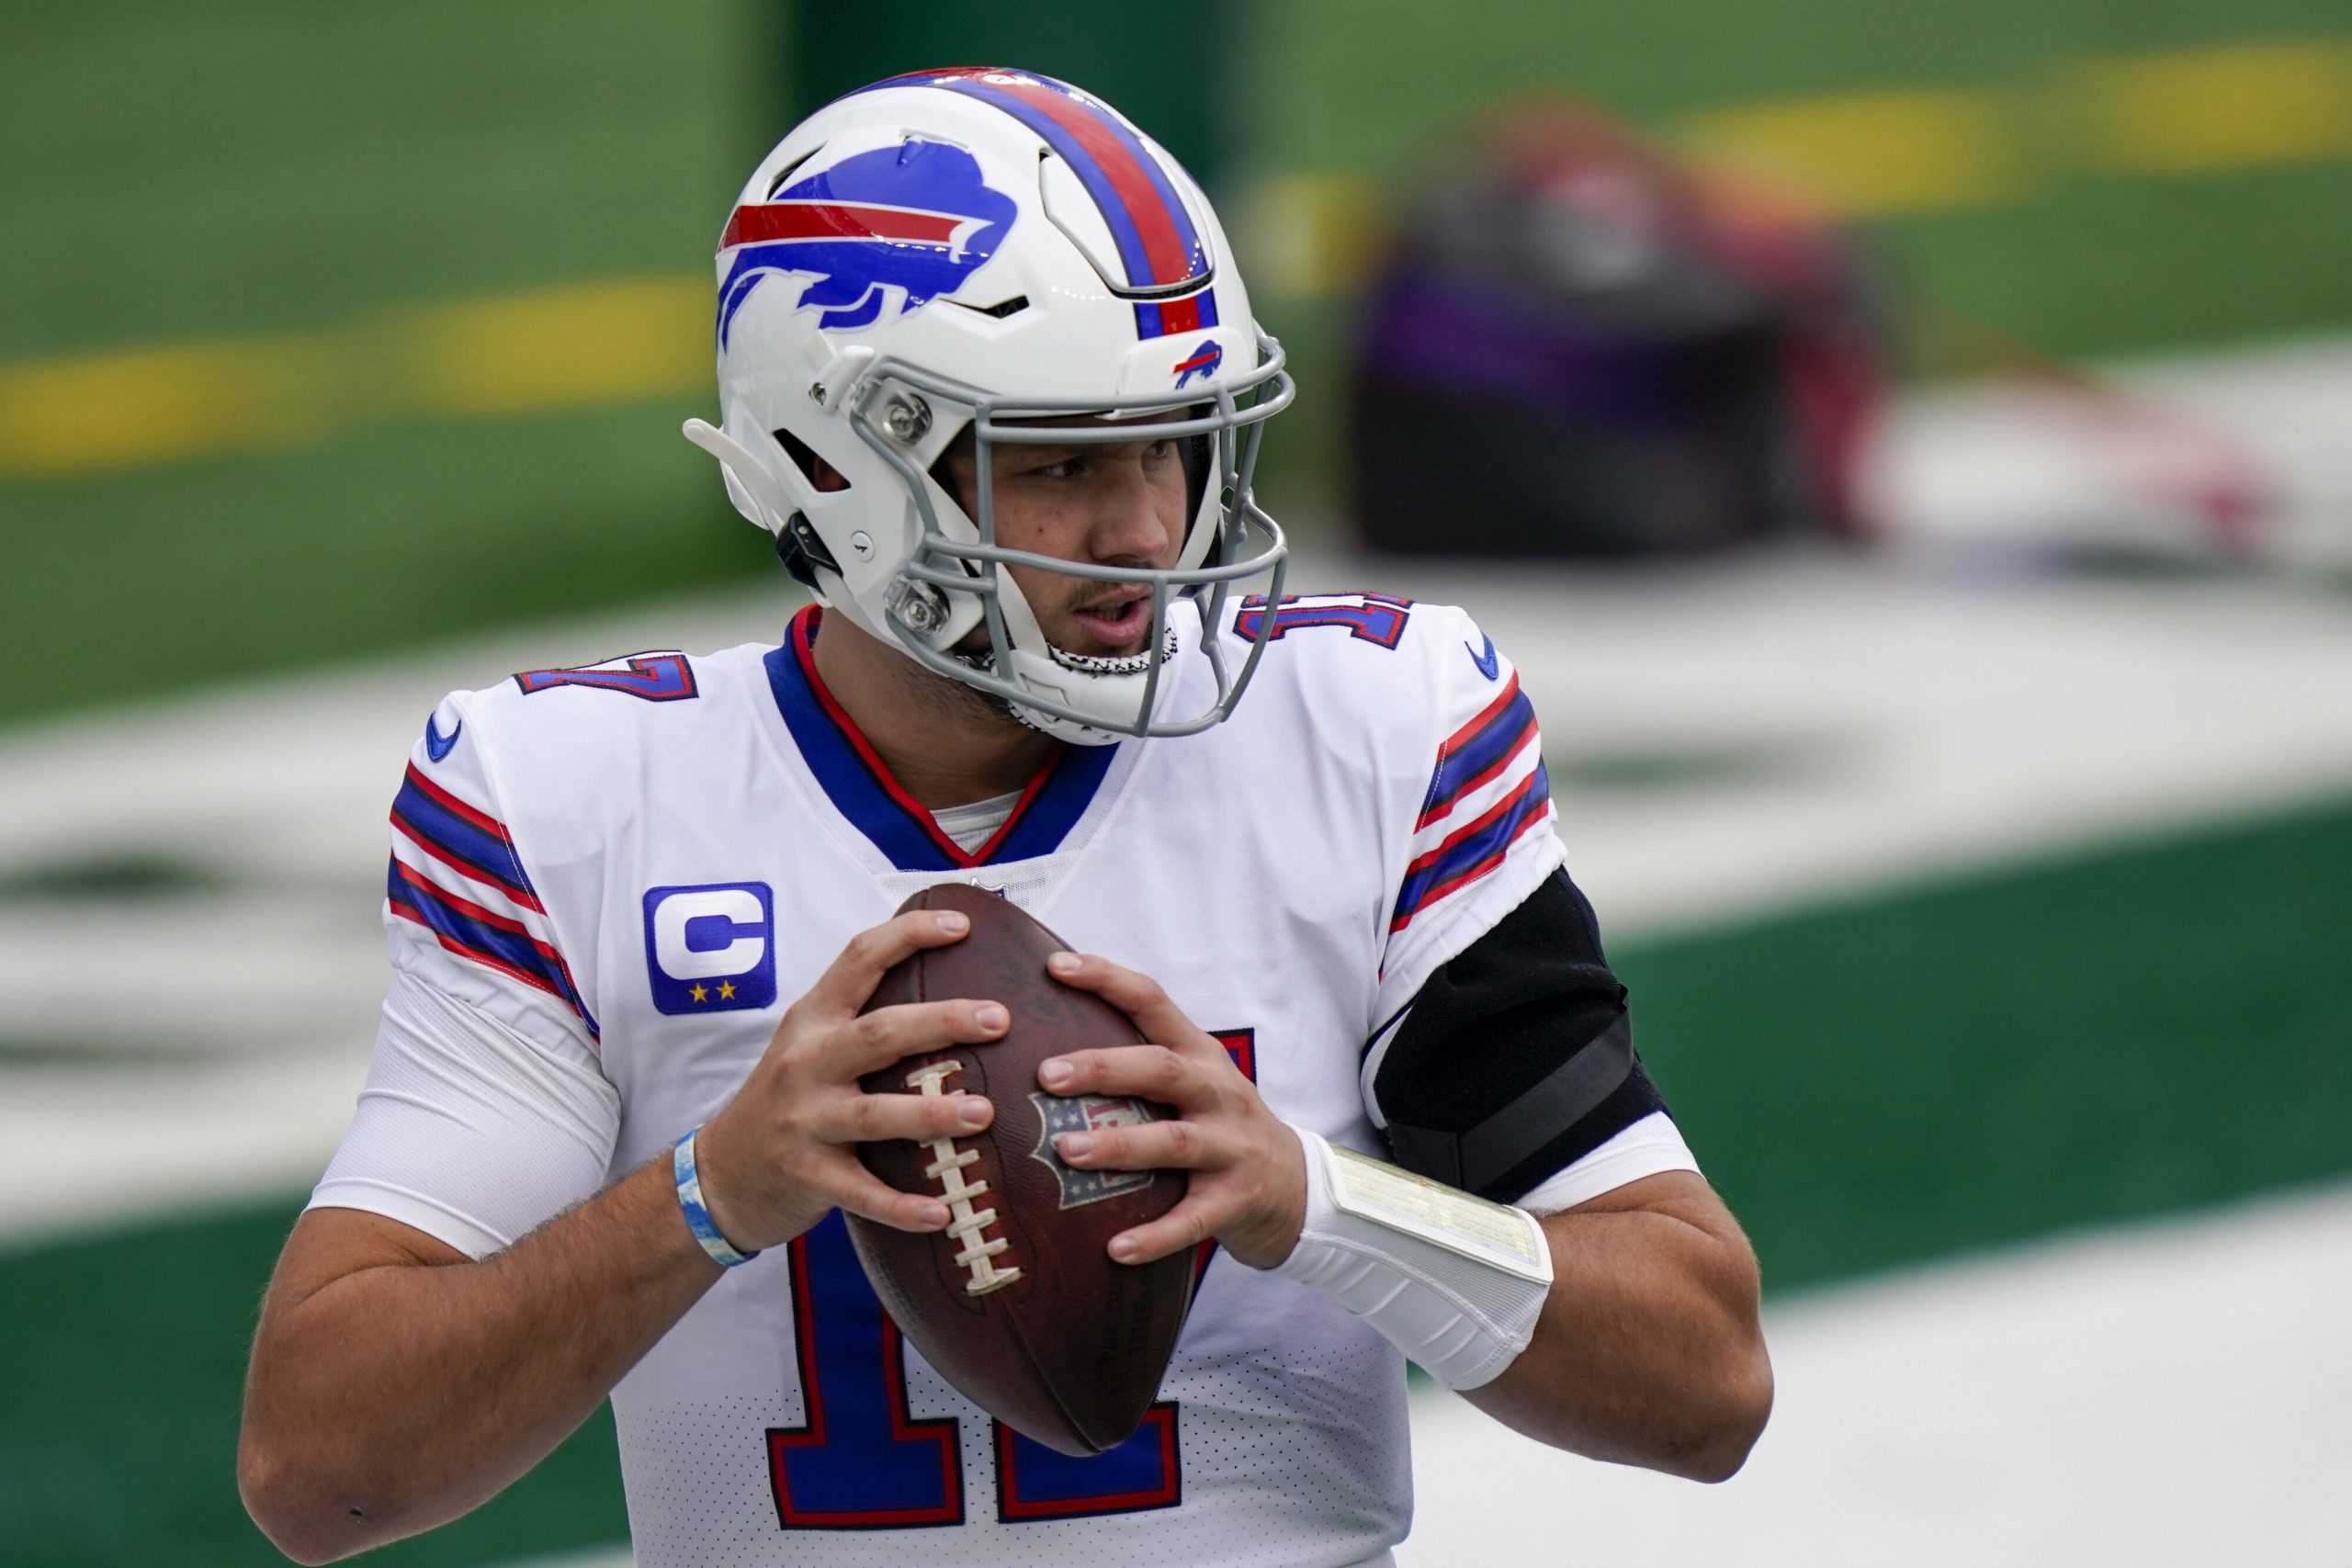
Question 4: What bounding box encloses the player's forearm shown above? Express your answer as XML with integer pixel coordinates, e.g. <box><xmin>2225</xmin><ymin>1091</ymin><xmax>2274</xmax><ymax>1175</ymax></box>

<box><xmin>1462</xmin><ymin>1203</ymin><xmax>1771</xmax><ymax>1481</ymax></box>
<box><xmin>240</xmin><ymin>1155</ymin><xmax>718</xmax><ymax>1563</ymax></box>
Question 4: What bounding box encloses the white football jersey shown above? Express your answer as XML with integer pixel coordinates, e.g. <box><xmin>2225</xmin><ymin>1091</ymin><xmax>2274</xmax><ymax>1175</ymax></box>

<box><xmin>312</xmin><ymin>592</ymin><xmax>1696</xmax><ymax>1567</ymax></box>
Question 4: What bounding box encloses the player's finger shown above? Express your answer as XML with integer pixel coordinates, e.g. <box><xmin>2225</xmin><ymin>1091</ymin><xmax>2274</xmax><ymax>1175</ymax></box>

<box><xmin>1037</xmin><ymin>1043</ymin><xmax>1212</xmax><ymax>1109</ymax></box>
<box><xmin>831</xmin><ymin>998</ymin><xmax>1009</xmax><ymax>1077</ymax></box>
<box><xmin>818</xmin><ymin>1082</ymin><xmax>996</xmax><ymax>1145</ymax></box>
<box><xmin>1055</xmin><ymin>1114</ymin><xmax>1218</xmax><ymax>1172</ymax></box>
<box><xmin>801</xmin><ymin>909</ymin><xmax>971</xmax><ymax>1017</ymax></box>
<box><xmin>824</xmin><ymin>1165</ymin><xmax>954</xmax><ymax>1234</ymax></box>
<box><xmin>1045</xmin><ymin>952</ymin><xmax>1204</xmax><ymax>1053</ymax></box>
<box><xmin>1105</xmin><ymin>1196</ymin><xmax>1226</xmax><ymax>1266</ymax></box>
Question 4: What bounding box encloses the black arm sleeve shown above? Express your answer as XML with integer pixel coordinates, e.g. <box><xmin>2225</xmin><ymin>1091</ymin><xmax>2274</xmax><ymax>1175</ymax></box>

<box><xmin>1373</xmin><ymin>866</ymin><xmax>1669</xmax><ymax>1203</ymax></box>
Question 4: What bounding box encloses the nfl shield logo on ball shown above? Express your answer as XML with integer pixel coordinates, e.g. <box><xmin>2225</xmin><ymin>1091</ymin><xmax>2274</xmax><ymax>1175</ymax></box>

<box><xmin>1027</xmin><ymin>1093</ymin><xmax>1159</xmax><ymax>1209</ymax></box>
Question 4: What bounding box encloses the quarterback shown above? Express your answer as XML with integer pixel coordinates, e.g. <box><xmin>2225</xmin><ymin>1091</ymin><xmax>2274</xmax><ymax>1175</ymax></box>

<box><xmin>240</xmin><ymin>68</ymin><xmax>1770</xmax><ymax>1566</ymax></box>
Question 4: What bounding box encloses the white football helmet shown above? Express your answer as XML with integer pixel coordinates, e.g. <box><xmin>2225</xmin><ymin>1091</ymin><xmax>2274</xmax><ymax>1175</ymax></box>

<box><xmin>684</xmin><ymin>66</ymin><xmax>1293</xmax><ymax>744</ymax></box>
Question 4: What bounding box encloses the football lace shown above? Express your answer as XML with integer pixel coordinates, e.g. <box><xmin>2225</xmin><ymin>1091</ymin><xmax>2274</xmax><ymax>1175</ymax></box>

<box><xmin>903</xmin><ymin>1061</ymin><xmax>1023</xmax><ymax>1296</ymax></box>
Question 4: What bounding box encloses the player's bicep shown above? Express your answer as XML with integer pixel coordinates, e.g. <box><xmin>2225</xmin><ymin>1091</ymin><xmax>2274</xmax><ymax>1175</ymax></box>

<box><xmin>309</xmin><ymin>967</ymin><xmax>622</xmax><ymax>1261</ymax></box>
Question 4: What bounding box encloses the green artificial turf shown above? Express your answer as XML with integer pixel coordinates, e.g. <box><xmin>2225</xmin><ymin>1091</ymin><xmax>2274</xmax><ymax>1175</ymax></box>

<box><xmin>0</xmin><ymin>0</ymin><xmax>758</xmax><ymax>728</ymax></box>
<box><xmin>0</xmin><ymin>404</ymin><xmax>756</xmax><ymax>725</ymax></box>
<box><xmin>0</xmin><ymin>1</ymin><xmax>743</xmax><ymax>356</ymax></box>
<box><xmin>0</xmin><ymin>1201</ymin><xmax>628</xmax><ymax>1568</ymax></box>
<box><xmin>1617</xmin><ymin>793</ymin><xmax>2352</xmax><ymax>1292</ymax></box>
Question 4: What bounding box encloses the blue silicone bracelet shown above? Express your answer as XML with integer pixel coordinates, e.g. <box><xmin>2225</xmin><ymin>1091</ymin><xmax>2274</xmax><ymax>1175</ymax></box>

<box><xmin>673</xmin><ymin>1125</ymin><xmax>760</xmax><ymax>1268</ymax></box>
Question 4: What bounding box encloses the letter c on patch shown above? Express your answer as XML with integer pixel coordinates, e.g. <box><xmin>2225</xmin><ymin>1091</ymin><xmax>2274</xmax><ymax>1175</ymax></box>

<box><xmin>642</xmin><ymin>882</ymin><xmax>777</xmax><ymax>1014</ymax></box>
<box><xmin>654</xmin><ymin>888</ymin><xmax>764</xmax><ymax>977</ymax></box>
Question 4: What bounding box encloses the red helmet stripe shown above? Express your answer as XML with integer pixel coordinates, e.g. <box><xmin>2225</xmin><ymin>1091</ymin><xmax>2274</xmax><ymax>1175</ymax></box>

<box><xmin>721</xmin><ymin>201</ymin><xmax>967</xmax><ymax>250</ymax></box>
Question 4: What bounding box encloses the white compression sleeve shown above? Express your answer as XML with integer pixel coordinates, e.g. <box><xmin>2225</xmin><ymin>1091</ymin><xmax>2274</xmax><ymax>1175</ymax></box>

<box><xmin>1269</xmin><ymin>1129</ymin><xmax>1555</xmax><ymax>1391</ymax></box>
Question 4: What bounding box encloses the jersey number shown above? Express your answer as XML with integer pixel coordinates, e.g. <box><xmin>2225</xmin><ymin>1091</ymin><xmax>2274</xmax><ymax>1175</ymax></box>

<box><xmin>512</xmin><ymin>652</ymin><xmax>698</xmax><ymax>701</ymax></box>
<box><xmin>766</xmin><ymin>1030</ymin><xmax>1256</xmax><ymax>1529</ymax></box>
<box><xmin>1235</xmin><ymin>592</ymin><xmax>1412</xmax><ymax>649</ymax></box>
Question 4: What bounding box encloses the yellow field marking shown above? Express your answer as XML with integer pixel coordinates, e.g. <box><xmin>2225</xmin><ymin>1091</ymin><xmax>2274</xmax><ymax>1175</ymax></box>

<box><xmin>0</xmin><ymin>275</ymin><xmax>709</xmax><ymax>479</ymax></box>
<box><xmin>0</xmin><ymin>334</ymin><xmax>345</xmax><ymax>479</ymax></box>
<box><xmin>2075</xmin><ymin>40</ymin><xmax>2352</xmax><ymax>175</ymax></box>
<box><xmin>1683</xmin><ymin>87</ymin><xmax>2025</xmax><ymax>216</ymax></box>
<box><xmin>396</xmin><ymin>276</ymin><xmax>707</xmax><ymax>419</ymax></box>
<box><xmin>1251</xmin><ymin>38</ymin><xmax>2350</xmax><ymax>298</ymax></box>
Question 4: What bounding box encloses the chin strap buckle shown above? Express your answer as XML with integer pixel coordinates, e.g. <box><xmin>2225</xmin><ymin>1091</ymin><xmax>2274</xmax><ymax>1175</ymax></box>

<box><xmin>886</xmin><ymin>576</ymin><xmax>950</xmax><ymax>635</ymax></box>
<box><xmin>775</xmin><ymin>514</ymin><xmax>839</xmax><ymax>592</ymax></box>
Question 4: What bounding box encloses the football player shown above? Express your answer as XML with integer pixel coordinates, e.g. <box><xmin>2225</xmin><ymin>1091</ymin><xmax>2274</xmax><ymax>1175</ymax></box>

<box><xmin>240</xmin><ymin>67</ymin><xmax>1770</xmax><ymax>1567</ymax></box>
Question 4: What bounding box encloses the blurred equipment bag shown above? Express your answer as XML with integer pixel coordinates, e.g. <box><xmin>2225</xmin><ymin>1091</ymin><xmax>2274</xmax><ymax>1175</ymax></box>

<box><xmin>1351</xmin><ymin>103</ymin><xmax>1889</xmax><ymax>558</ymax></box>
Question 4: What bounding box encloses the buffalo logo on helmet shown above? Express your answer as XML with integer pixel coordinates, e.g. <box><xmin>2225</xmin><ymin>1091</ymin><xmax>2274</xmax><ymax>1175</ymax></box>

<box><xmin>1170</xmin><ymin>338</ymin><xmax>1223</xmax><ymax>389</ymax></box>
<box><xmin>715</xmin><ymin>139</ymin><xmax>1017</xmax><ymax>344</ymax></box>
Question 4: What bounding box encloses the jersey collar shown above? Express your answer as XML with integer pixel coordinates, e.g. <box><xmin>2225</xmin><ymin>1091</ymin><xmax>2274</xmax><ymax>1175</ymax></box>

<box><xmin>763</xmin><ymin>605</ymin><xmax>1118</xmax><ymax>873</ymax></box>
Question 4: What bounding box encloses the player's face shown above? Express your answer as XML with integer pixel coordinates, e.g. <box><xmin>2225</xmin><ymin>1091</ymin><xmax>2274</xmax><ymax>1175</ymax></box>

<box><xmin>948</xmin><ymin>425</ymin><xmax>1190</xmax><ymax>660</ymax></box>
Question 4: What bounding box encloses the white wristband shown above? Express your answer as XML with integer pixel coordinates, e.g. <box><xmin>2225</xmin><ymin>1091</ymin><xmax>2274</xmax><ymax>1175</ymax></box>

<box><xmin>1270</xmin><ymin>1128</ymin><xmax>1554</xmax><ymax>1391</ymax></box>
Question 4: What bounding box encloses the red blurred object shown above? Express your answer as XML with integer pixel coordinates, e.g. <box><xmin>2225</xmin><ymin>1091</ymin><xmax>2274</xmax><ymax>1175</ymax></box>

<box><xmin>1351</xmin><ymin>100</ymin><xmax>1891</xmax><ymax>556</ymax></box>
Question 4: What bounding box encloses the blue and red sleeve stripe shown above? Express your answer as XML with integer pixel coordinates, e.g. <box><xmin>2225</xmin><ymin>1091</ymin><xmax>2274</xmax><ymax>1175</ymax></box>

<box><xmin>390</xmin><ymin>763</ymin><xmax>543</xmax><ymax>911</ymax></box>
<box><xmin>1390</xmin><ymin>764</ymin><xmax>1555</xmax><ymax>934</ymax></box>
<box><xmin>1415</xmin><ymin>676</ymin><xmax>1538</xmax><ymax>830</ymax></box>
<box><xmin>386</xmin><ymin>860</ymin><xmax>597</xmax><ymax>1034</ymax></box>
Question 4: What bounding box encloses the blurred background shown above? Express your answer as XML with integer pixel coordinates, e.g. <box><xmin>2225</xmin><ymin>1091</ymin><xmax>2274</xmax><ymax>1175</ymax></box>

<box><xmin>4</xmin><ymin>3</ymin><xmax>2349</xmax><ymax>1564</ymax></box>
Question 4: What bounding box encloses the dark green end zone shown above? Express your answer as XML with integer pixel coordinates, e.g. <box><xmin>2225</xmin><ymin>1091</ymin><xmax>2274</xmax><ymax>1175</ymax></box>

<box><xmin>0</xmin><ymin>1204</ymin><xmax>626</xmax><ymax>1568</ymax></box>
<box><xmin>4</xmin><ymin>794</ymin><xmax>2346</xmax><ymax>1564</ymax></box>
<box><xmin>1621</xmin><ymin>793</ymin><xmax>2352</xmax><ymax>1291</ymax></box>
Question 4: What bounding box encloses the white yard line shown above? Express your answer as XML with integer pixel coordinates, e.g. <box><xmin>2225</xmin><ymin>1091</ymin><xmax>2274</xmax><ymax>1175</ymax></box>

<box><xmin>0</xmin><ymin>1047</ymin><xmax>379</xmax><ymax>1248</ymax></box>
<box><xmin>1442</xmin><ymin>556</ymin><xmax>2352</xmax><ymax>938</ymax></box>
<box><xmin>1406</xmin><ymin>1179</ymin><xmax>2352</xmax><ymax>1567</ymax></box>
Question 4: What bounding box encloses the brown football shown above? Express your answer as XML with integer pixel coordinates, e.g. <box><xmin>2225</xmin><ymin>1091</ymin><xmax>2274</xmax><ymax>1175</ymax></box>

<box><xmin>844</xmin><ymin>882</ymin><xmax>1193</xmax><ymax>1458</ymax></box>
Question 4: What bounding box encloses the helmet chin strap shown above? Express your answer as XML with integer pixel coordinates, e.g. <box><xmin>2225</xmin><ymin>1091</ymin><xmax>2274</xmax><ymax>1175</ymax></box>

<box><xmin>998</xmin><ymin>628</ymin><xmax>1183</xmax><ymax>746</ymax></box>
<box><xmin>973</xmin><ymin>554</ymin><xmax>1186</xmax><ymax>746</ymax></box>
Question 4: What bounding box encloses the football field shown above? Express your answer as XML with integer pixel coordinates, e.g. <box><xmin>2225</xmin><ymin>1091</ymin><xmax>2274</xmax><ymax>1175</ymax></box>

<box><xmin>4</xmin><ymin>491</ymin><xmax>2349</xmax><ymax>1562</ymax></box>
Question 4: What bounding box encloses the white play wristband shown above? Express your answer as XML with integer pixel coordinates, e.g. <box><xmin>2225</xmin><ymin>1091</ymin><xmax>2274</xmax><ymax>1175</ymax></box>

<box><xmin>1270</xmin><ymin>1128</ymin><xmax>1554</xmax><ymax>1391</ymax></box>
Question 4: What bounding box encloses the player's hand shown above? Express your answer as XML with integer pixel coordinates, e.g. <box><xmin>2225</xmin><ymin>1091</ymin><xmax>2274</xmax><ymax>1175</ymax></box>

<box><xmin>1036</xmin><ymin>951</ymin><xmax>1307</xmax><ymax>1270</ymax></box>
<box><xmin>694</xmin><ymin>908</ymin><xmax>1009</xmax><ymax>1253</ymax></box>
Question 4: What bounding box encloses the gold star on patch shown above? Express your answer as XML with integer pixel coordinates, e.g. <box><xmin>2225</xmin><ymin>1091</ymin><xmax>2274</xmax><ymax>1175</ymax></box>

<box><xmin>718</xmin><ymin>981</ymin><xmax>737</xmax><ymax>1000</ymax></box>
<box><xmin>688</xmin><ymin>983</ymin><xmax>708</xmax><ymax>1003</ymax></box>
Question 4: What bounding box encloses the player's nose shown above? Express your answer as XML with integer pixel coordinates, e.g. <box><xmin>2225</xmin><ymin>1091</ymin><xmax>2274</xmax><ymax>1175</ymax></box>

<box><xmin>1088</xmin><ymin>453</ymin><xmax>1181</xmax><ymax>566</ymax></box>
